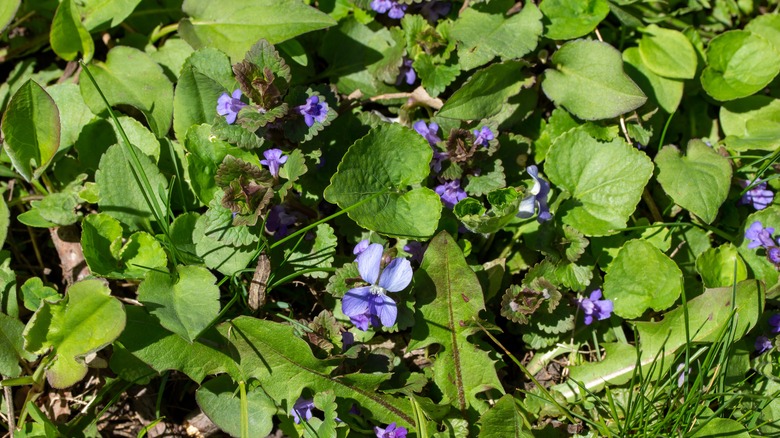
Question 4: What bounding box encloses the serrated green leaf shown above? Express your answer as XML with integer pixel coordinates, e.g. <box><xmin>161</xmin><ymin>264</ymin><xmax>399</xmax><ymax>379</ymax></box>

<box><xmin>603</xmin><ymin>239</ymin><xmax>682</xmax><ymax>319</ymax></box>
<box><xmin>0</xmin><ymin>312</ymin><xmax>37</xmax><ymax>378</ymax></box>
<box><xmin>278</xmin><ymin>149</ymin><xmax>308</xmax><ymax>200</ymax></box>
<box><xmin>546</xmin><ymin>129</ymin><xmax>653</xmax><ymax>236</ymax></box>
<box><xmin>1</xmin><ymin>80</ymin><xmax>60</xmax><ymax>182</ymax></box>
<box><xmin>179</xmin><ymin>0</ymin><xmax>337</xmax><ymax>62</ymax></box>
<box><xmin>22</xmin><ymin>191</ymin><xmax>81</xmax><ymax>227</ymax></box>
<box><xmin>23</xmin><ymin>279</ymin><xmax>125</xmax><ymax>388</ymax></box>
<box><xmin>438</xmin><ymin>61</ymin><xmax>526</xmax><ymax>121</ymax></box>
<box><xmin>326</xmin><ymin>262</ymin><xmax>361</xmax><ymax>298</ymax></box>
<box><xmin>623</xmin><ymin>47</ymin><xmax>683</xmax><ymax>114</ymax></box>
<box><xmin>540</xmin><ymin>0</ymin><xmax>609</xmax><ymax>41</ymax></box>
<box><xmin>324</xmin><ymin>124</ymin><xmax>441</xmax><ymax>238</ymax></box>
<box><xmin>542</xmin><ymin>40</ymin><xmax>647</xmax><ymax>120</ymax></box>
<box><xmin>465</xmin><ymin>159</ymin><xmax>505</xmax><ymax>196</ymax></box>
<box><xmin>50</xmin><ymin>0</ymin><xmax>94</xmax><ymax>62</ymax></box>
<box><xmin>138</xmin><ymin>265</ymin><xmax>220</xmax><ymax>343</ymax></box>
<box><xmin>455</xmin><ymin>188</ymin><xmax>520</xmax><ymax>234</ymax></box>
<box><xmin>234</xmin><ymin>39</ymin><xmax>291</xmax><ymax>108</ymax></box>
<box><xmin>196</xmin><ymin>376</ymin><xmax>275</xmax><ymax>438</ymax></box>
<box><xmin>211</xmin><ymin>115</ymin><xmax>264</xmax><ymax>150</ymax></box>
<box><xmin>700</xmin><ymin>30</ymin><xmax>780</xmax><ymax>101</ymax></box>
<box><xmin>193</xmin><ymin>210</ymin><xmax>256</xmax><ymax>276</ymax></box>
<box><xmin>80</xmin><ymin>46</ymin><xmax>173</xmax><ymax>137</ymax></box>
<box><xmin>414</xmin><ymin>55</ymin><xmax>459</xmax><ymax>98</ymax></box>
<box><xmin>720</xmin><ymin>96</ymin><xmax>780</xmax><ymax>151</ymax></box>
<box><xmin>409</xmin><ymin>231</ymin><xmax>504</xmax><ymax>417</ymax></box>
<box><xmin>20</xmin><ymin>277</ymin><xmax>60</xmax><ymax>312</ymax></box>
<box><xmin>638</xmin><ymin>25</ymin><xmax>697</xmax><ymax>79</ymax></box>
<box><xmin>655</xmin><ymin>139</ymin><xmax>732</xmax><ymax>224</ymax></box>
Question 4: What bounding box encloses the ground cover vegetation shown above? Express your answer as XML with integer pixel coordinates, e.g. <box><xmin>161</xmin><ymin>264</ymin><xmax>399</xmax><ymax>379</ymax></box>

<box><xmin>0</xmin><ymin>0</ymin><xmax>779</xmax><ymax>436</ymax></box>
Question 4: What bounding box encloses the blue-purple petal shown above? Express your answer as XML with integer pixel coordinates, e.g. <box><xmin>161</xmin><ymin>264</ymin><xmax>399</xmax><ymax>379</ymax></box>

<box><xmin>374</xmin><ymin>293</ymin><xmax>398</xmax><ymax>328</ymax></box>
<box><xmin>357</xmin><ymin>244</ymin><xmax>383</xmax><ymax>284</ymax></box>
<box><xmin>378</xmin><ymin>258</ymin><xmax>412</xmax><ymax>292</ymax></box>
<box><xmin>342</xmin><ymin>287</ymin><xmax>371</xmax><ymax>317</ymax></box>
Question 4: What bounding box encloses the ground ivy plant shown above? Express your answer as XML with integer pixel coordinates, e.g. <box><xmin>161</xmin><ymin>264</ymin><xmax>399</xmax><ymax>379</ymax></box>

<box><xmin>0</xmin><ymin>0</ymin><xmax>779</xmax><ymax>437</ymax></box>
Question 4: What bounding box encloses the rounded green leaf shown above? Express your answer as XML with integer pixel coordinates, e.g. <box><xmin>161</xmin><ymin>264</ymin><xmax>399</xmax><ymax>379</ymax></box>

<box><xmin>179</xmin><ymin>0</ymin><xmax>337</xmax><ymax>62</ymax></box>
<box><xmin>0</xmin><ymin>195</ymin><xmax>8</xmax><ymax>249</ymax></box>
<box><xmin>540</xmin><ymin>0</ymin><xmax>609</xmax><ymax>41</ymax></box>
<box><xmin>719</xmin><ymin>96</ymin><xmax>780</xmax><ymax>151</ymax></box>
<box><xmin>654</xmin><ymin>140</ymin><xmax>732</xmax><ymax>224</ymax></box>
<box><xmin>701</xmin><ymin>30</ymin><xmax>780</xmax><ymax>101</ymax></box>
<box><xmin>744</xmin><ymin>14</ymin><xmax>780</xmax><ymax>53</ymax></box>
<box><xmin>138</xmin><ymin>265</ymin><xmax>220</xmax><ymax>343</ymax></box>
<box><xmin>50</xmin><ymin>0</ymin><xmax>94</xmax><ymax>62</ymax></box>
<box><xmin>324</xmin><ymin>124</ymin><xmax>442</xmax><ymax>238</ymax></box>
<box><xmin>80</xmin><ymin>0</ymin><xmax>142</xmax><ymax>31</ymax></box>
<box><xmin>623</xmin><ymin>47</ymin><xmax>683</xmax><ymax>113</ymax></box>
<box><xmin>23</xmin><ymin>279</ymin><xmax>126</xmax><ymax>388</ymax></box>
<box><xmin>545</xmin><ymin>129</ymin><xmax>653</xmax><ymax>236</ymax></box>
<box><xmin>46</xmin><ymin>83</ymin><xmax>94</xmax><ymax>152</ymax></box>
<box><xmin>196</xmin><ymin>375</ymin><xmax>275</xmax><ymax>438</ymax></box>
<box><xmin>1</xmin><ymin>80</ymin><xmax>60</xmax><ymax>182</ymax></box>
<box><xmin>695</xmin><ymin>244</ymin><xmax>748</xmax><ymax>288</ymax></box>
<box><xmin>0</xmin><ymin>0</ymin><xmax>20</xmax><ymax>34</ymax></box>
<box><xmin>438</xmin><ymin>61</ymin><xmax>526</xmax><ymax>121</ymax></box>
<box><xmin>79</xmin><ymin>46</ymin><xmax>173</xmax><ymax>137</ymax></box>
<box><xmin>603</xmin><ymin>239</ymin><xmax>682</xmax><ymax>319</ymax></box>
<box><xmin>0</xmin><ymin>312</ymin><xmax>37</xmax><ymax>378</ymax></box>
<box><xmin>542</xmin><ymin>40</ymin><xmax>647</xmax><ymax>120</ymax></box>
<box><xmin>638</xmin><ymin>25</ymin><xmax>697</xmax><ymax>79</ymax></box>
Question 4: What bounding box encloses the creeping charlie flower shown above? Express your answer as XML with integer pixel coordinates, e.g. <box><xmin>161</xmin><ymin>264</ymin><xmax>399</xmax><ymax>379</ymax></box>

<box><xmin>342</xmin><ymin>243</ymin><xmax>412</xmax><ymax>330</ymax></box>
<box><xmin>375</xmin><ymin>422</ymin><xmax>408</xmax><ymax>438</ymax></box>
<box><xmin>297</xmin><ymin>95</ymin><xmax>328</xmax><ymax>127</ymax></box>
<box><xmin>413</xmin><ymin>120</ymin><xmax>441</xmax><ymax>146</ymax></box>
<box><xmin>216</xmin><ymin>89</ymin><xmax>246</xmax><ymax>125</ymax></box>
<box><xmin>260</xmin><ymin>148</ymin><xmax>288</xmax><ymax>178</ymax></box>
<box><xmin>517</xmin><ymin>165</ymin><xmax>552</xmax><ymax>222</ymax></box>
<box><xmin>739</xmin><ymin>179</ymin><xmax>774</xmax><ymax>210</ymax></box>
<box><xmin>578</xmin><ymin>289</ymin><xmax>613</xmax><ymax>325</ymax></box>
<box><xmin>397</xmin><ymin>58</ymin><xmax>416</xmax><ymax>85</ymax></box>
<box><xmin>291</xmin><ymin>397</ymin><xmax>316</xmax><ymax>424</ymax></box>
<box><xmin>435</xmin><ymin>179</ymin><xmax>467</xmax><ymax>209</ymax></box>
<box><xmin>756</xmin><ymin>335</ymin><xmax>773</xmax><ymax>355</ymax></box>
<box><xmin>371</xmin><ymin>0</ymin><xmax>406</xmax><ymax>18</ymax></box>
<box><xmin>473</xmin><ymin>126</ymin><xmax>494</xmax><ymax>148</ymax></box>
<box><xmin>745</xmin><ymin>221</ymin><xmax>776</xmax><ymax>249</ymax></box>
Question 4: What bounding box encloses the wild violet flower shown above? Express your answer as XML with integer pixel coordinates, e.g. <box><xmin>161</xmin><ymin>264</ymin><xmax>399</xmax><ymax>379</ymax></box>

<box><xmin>397</xmin><ymin>58</ymin><xmax>416</xmax><ymax>85</ymax></box>
<box><xmin>216</xmin><ymin>89</ymin><xmax>246</xmax><ymax>125</ymax></box>
<box><xmin>745</xmin><ymin>221</ymin><xmax>776</xmax><ymax>249</ymax></box>
<box><xmin>739</xmin><ymin>179</ymin><xmax>774</xmax><ymax>210</ymax></box>
<box><xmin>473</xmin><ymin>126</ymin><xmax>494</xmax><ymax>147</ymax></box>
<box><xmin>291</xmin><ymin>397</ymin><xmax>316</xmax><ymax>424</ymax></box>
<box><xmin>374</xmin><ymin>422</ymin><xmax>407</xmax><ymax>438</ymax></box>
<box><xmin>297</xmin><ymin>95</ymin><xmax>328</xmax><ymax>127</ymax></box>
<box><xmin>371</xmin><ymin>0</ymin><xmax>406</xmax><ymax>18</ymax></box>
<box><xmin>517</xmin><ymin>165</ymin><xmax>552</xmax><ymax>222</ymax></box>
<box><xmin>260</xmin><ymin>148</ymin><xmax>288</xmax><ymax>178</ymax></box>
<box><xmin>770</xmin><ymin>314</ymin><xmax>780</xmax><ymax>334</ymax></box>
<box><xmin>403</xmin><ymin>241</ymin><xmax>426</xmax><ymax>264</ymax></box>
<box><xmin>756</xmin><ymin>335</ymin><xmax>773</xmax><ymax>354</ymax></box>
<box><xmin>266</xmin><ymin>205</ymin><xmax>296</xmax><ymax>238</ymax></box>
<box><xmin>413</xmin><ymin>120</ymin><xmax>441</xmax><ymax>146</ymax></box>
<box><xmin>435</xmin><ymin>179</ymin><xmax>466</xmax><ymax>208</ymax></box>
<box><xmin>578</xmin><ymin>289</ymin><xmax>613</xmax><ymax>325</ymax></box>
<box><xmin>676</xmin><ymin>363</ymin><xmax>689</xmax><ymax>387</ymax></box>
<box><xmin>342</xmin><ymin>243</ymin><xmax>412</xmax><ymax>330</ymax></box>
<box><xmin>353</xmin><ymin>239</ymin><xmax>370</xmax><ymax>255</ymax></box>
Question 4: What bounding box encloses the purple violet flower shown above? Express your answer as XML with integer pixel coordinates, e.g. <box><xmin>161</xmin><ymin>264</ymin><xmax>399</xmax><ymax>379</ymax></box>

<box><xmin>370</xmin><ymin>0</ymin><xmax>392</xmax><ymax>13</ymax></box>
<box><xmin>266</xmin><ymin>205</ymin><xmax>297</xmax><ymax>238</ymax></box>
<box><xmin>387</xmin><ymin>2</ymin><xmax>407</xmax><ymax>19</ymax></box>
<box><xmin>770</xmin><ymin>314</ymin><xmax>780</xmax><ymax>334</ymax></box>
<box><xmin>397</xmin><ymin>58</ymin><xmax>416</xmax><ymax>86</ymax></box>
<box><xmin>473</xmin><ymin>126</ymin><xmax>494</xmax><ymax>148</ymax></box>
<box><xmin>517</xmin><ymin>165</ymin><xmax>552</xmax><ymax>222</ymax></box>
<box><xmin>353</xmin><ymin>239</ymin><xmax>371</xmax><ymax>255</ymax></box>
<box><xmin>420</xmin><ymin>1</ymin><xmax>451</xmax><ymax>22</ymax></box>
<box><xmin>770</xmin><ymin>247</ymin><xmax>780</xmax><ymax>265</ymax></box>
<box><xmin>291</xmin><ymin>398</ymin><xmax>316</xmax><ymax>424</ymax></box>
<box><xmin>579</xmin><ymin>289</ymin><xmax>613</xmax><ymax>325</ymax></box>
<box><xmin>403</xmin><ymin>241</ymin><xmax>426</xmax><ymax>264</ymax></box>
<box><xmin>342</xmin><ymin>243</ymin><xmax>412</xmax><ymax>330</ymax></box>
<box><xmin>375</xmin><ymin>422</ymin><xmax>408</xmax><ymax>438</ymax></box>
<box><xmin>756</xmin><ymin>335</ymin><xmax>773</xmax><ymax>354</ymax></box>
<box><xmin>297</xmin><ymin>95</ymin><xmax>328</xmax><ymax>127</ymax></box>
<box><xmin>739</xmin><ymin>179</ymin><xmax>774</xmax><ymax>210</ymax></box>
<box><xmin>413</xmin><ymin>120</ymin><xmax>441</xmax><ymax>146</ymax></box>
<box><xmin>342</xmin><ymin>331</ymin><xmax>355</xmax><ymax>349</ymax></box>
<box><xmin>745</xmin><ymin>221</ymin><xmax>776</xmax><ymax>249</ymax></box>
<box><xmin>435</xmin><ymin>179</ymin><xmax>467</xmax><ymax>208</ymax></box>
<box><xmin>430</xmin><ymin>150</ymin><xmax>449</xmax><ymax>173</ymax></box>
<box><xmin>371</xmin><ymin>0</ymin><xmax>406</xmax><ymax>18</ymax></box>
<box><xmin>676</xmin><ymin>363</ymin><xmax>689</xmax><ymax>387</ymax></box>
<box><xmin>260</xmin><ymin>148</ymin><xmax>288</xmax><ymax>178</ymax></box>
<box><xmin>216</xmin><ymin>89</ymin><xmax>246</xmax><ymax>125</ymax></box>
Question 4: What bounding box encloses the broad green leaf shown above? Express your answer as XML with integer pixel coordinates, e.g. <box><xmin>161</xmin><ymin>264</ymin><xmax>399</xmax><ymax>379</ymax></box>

<box><xmin>450</xmin><ymin>0</ymin><xmax>542</xmax><ymax>70</ymax></box>
<box><xmin>50</xmin><ymin>0</ymin><xmax>94</xmax><ymax>62</ymax></box>
<box><xmin>454</xmin><ymin>188</ymin><xmax>521</xmax><ymax>234</ymax></box>
<box><xmin>465</xmin><ymin>159</ymin><xmax>505</xmax><ymax>197</ymax></box>
<box><xmin>655</xmin><ymin>140</ymin><xmax>732</xmax><ymax>224</ymax></box>
<box><xmin>0</xmin><ymin>195</ymin><xmax>8</xmax><ymax>249</ymax></box>
<box><xmin>95</xmin><ymin>143</ymin><xmax>168</xmax><ymax>231</ymax></box>
<box><xmin>438</xmin><ymin>61</ymin><xmax>526</xmax><ymax>121</ymax></box>
<box><xmin>738</xmin><ymin>207</ymin><xmax>780</xmax><ymax>291</ymax></box>
<box><xmin>691</xmin><ymin>419</ymin><xmax>749</xmax><ymax>438</ymax></box>
<box><xmin>623</xmin><ymin>47</ymin><xmax>683</xmax><ymax>113</ymax></box>
<box><xmin>196</xmin><ymin>376</ymin><xmax>275</xmax><ymax>438</ymax></box>
<box><xmin>539</xmin><ymin>0</ymin><xmax>609</xmax><ymax>41</ymax></box>
<box><xmin>193</xmin><ymin>211</ymin><xmax>256</xmax><ymax>276</ymax></box>
<box><xmin>700</xmin><ymin>30</ymin><xmax>780</xmax><ymax>101</ymax></box>
<box><xmin>696</xmin><ymin>244</ymin><xmax>748</xmax><ymax>288</ymax></box>
<box><xmin>744</xmin><ymin>14</ymin><xmax>780</xmax><ymax>52</ymax></box>
<box><xmin>138</xmin><ymin>265</ymin><xmax>220</xmax><ymax>343</ymax></box>
<box><xmin>23</xmin><ymin>279</ymin><xmax>125</xmax><ymax>388</ymax></box>
<box><xmin>603</xmin><ymin>239</ymin><xmax>682</xmax><ymax>319</ymax></box>
<box><xmin>81</xmin><ymin>213</ymin><xmax>168</xmax><ymax>279</ymax></box>
<box><xmin>20</xmin><ymin>191</ymin><xmax>81</xmax><ymax>227</ymax></box>
<box><xmin>116</xmin><ymin>306</ymin><xmax>239</xmax><ymax>383</ymax></box>
<box><xmin>20</xmin><ymin>277</ymin><xmax>60</xmax><ymax>312</ymax></box>
<box><xmin>542</xmin><ymin>40</ymin><xmax>647</xmax><ymax>120</ymax></box>
<box><xmin>545</xmin><ymin>129</ymin><xmax>653</xmax><ymax>236</ymax></box>
<box><xmin>173</xmin><ymin>48</ymin><xmax>236</xmax><ymax>142</ymax></box>
<box><xmin>224</xmin><ymin>317</ymin><xmax>417</xmax><ymax>429</ymax></box>
<box><xmin>556</xmin><ymin>281</ymin><xmax>762</xmax><ymax>400</ymax></box>
<box><xmin>720</xmin><ymin>96</ymin><xmax>780</xmax><ymax>151</ymax></box>
<box><xmin>0</xmin><ymin>0</ymin><xmax>20</xmax><ymax>34</ymax></box>
<box><xmin>414</xmin><ymin>55</ymin><xmax>459</xmax><ymax>98</ymax></box>
<box><xmin>324</xmin><ymin>124</ymin><xmax>441</xmax><ymax>238</ymax></box>
<box><xmin>0</xmin><ymin>252</ymin><xmax>17</xmax><ymax>318</ymax></box>
<box><xmin>1</xmin><ymin>80</ymin><xmax>60</xmax><ymax>182</ymax></box>
<box><xmin>108</xmin><ymin>116</ymin><xmax>161</xmax><ymax>162</ymax></box>
<box><xmin>179</xmin><ymin>0</ymin><xmax>337</xmax><ymax>62</ymax></box>
<box><xmin>80</xmin><ymin>0</ymin><xmax>142</xmax><ymax>31</ymax></box>
<box><xmin>408</xmin><ymin>231</ymin><xmax>504</xmax><ymax>417</ymax></box>
<box><xmin>638</xmin><ymin>25</ymin><xmax>697</xmax><ymax>79</ymax></box>
<box><xmin>80</xmin><ymin>46</ymin><xmax>173</xmax><ymax>137</ymax></box>
<box><xmin>477</xmin><ymin>394</ymin><xmax>533</xmax><ymax>438</ymax></box>
<box><xmin>46</xmin><ymin>83</ymin><xmax>93</xmax><ymax>152</ymax></box>
<box><xmin>0</xmin><ymin>312</ymin><xmax>36</xmax><ymax>378</ymax></box>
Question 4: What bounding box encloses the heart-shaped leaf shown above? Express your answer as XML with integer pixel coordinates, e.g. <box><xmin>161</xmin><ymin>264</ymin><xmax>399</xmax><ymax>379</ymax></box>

<box><xmin>50</xmin><ymin>0</ymin><xmax>94</xmax><ymax>62</ymax></box>
<box><xmin>196</xmin><ymin>375</ymin><xmax>275</xmax><ymax>438</ymax></box>
<box><xmin>540</xmin><ymin>0</ymin><xmax>609</xmax><ymax>41</ymax></box>
<box><xmin>638</xmin><ymin>24</ymin><xmax>697</xmax><ymax>79</ymax></box>
<box><xmin>695</xmin><ymin>244</ymin><xmax>748</xmax><ymax>288</ymax></box>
